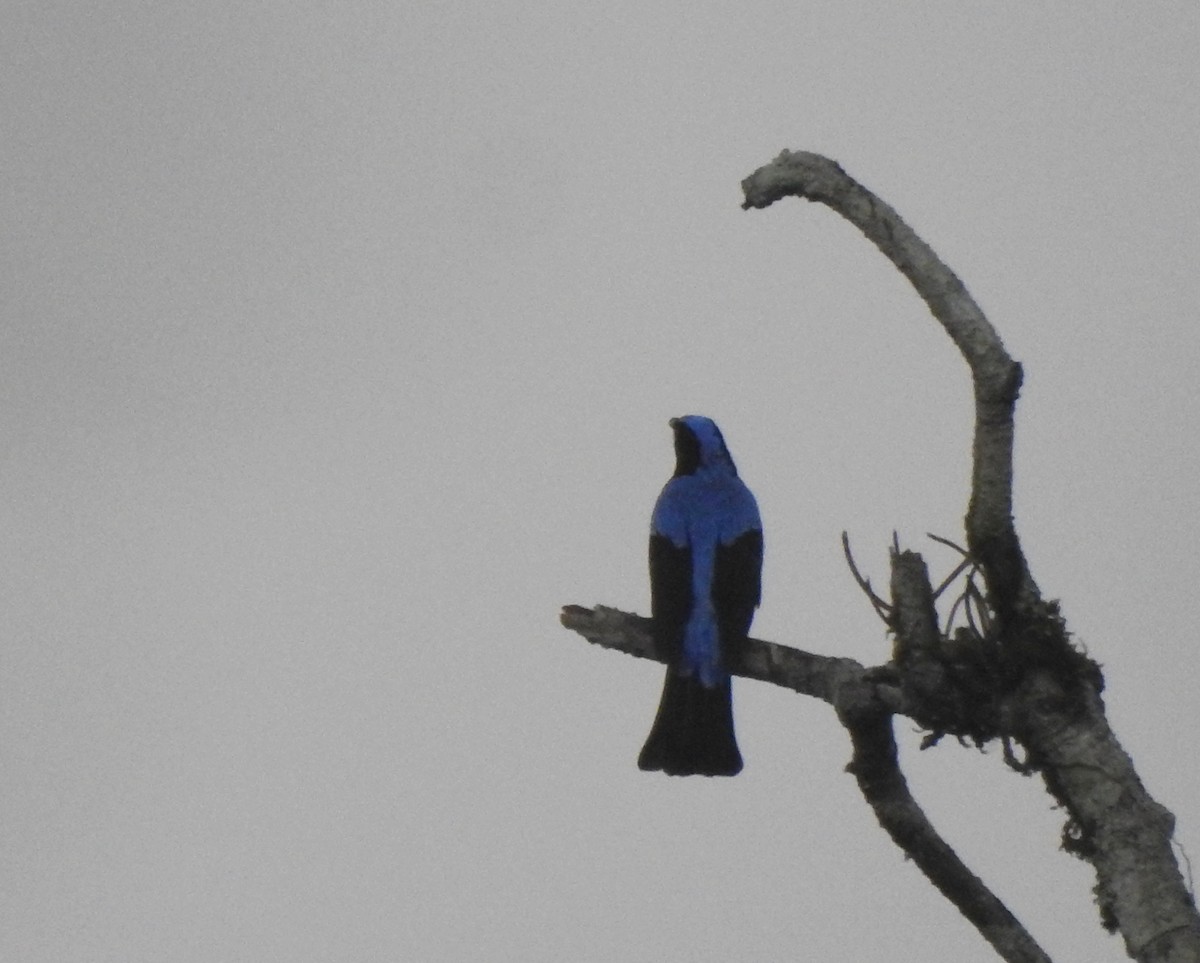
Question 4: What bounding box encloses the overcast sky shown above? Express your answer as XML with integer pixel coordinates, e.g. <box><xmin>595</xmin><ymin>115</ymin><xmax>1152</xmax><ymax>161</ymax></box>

<box><xmin>3</xmin><ymin>3</ymin><xmax>1198</xmax><ymax>961</ymax></box>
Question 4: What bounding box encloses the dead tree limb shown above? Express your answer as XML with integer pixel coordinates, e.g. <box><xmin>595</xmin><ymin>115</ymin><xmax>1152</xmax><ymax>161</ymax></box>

<box><xmin>562</xmin><ymin>151</ymin><xmax>1200</xmax><ymax>962</ymax></box>
<box><xmin>560</xmin><ymin>604</ymin><xmax>1053</xmax><ymax>963</ymax></box>
<box><xmin>739</xmin><ymin>149</ymin><xmax>1199</xmax><ymax>962</ymax></box>
<box><xmin>741</xmin><ymin>149</ymin><xmax>1030</xmax><ymax>613</ymax></box>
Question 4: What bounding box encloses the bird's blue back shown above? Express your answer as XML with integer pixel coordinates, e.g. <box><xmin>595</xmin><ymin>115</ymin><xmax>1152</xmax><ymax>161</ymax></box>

<box><xmin>650</xmin><ymin>416</ymin><xmax>761</xmax><ymax>686</ymax></box>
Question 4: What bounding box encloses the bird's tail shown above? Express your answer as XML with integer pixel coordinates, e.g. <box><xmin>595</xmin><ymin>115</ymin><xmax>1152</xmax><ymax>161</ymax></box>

<box><xmin>638</xmin><ymin>671</ymin><xmax>742</xmax><ymax>777</ymax></box>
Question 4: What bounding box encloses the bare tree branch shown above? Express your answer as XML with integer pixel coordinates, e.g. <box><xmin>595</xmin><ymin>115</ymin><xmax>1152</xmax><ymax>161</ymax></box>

<box><xmin>561</xmin><ymin>151</ymin><xmax>1200</xmax><ymax>963</ymax></box>
<box><xmin>838</xmin><ymin>692</ymin><xmax>1053</xmax><ymax>963</ymax></box>
<box><xmin>741</xmin><ymin>149</ymin><xmax>1031</xmax><ymax>614</ymax></box>
<box><xmin>738</xmin><ymin>149</ymin><xmax>1200</xmax><ymax>962</ymax></box>
<box><xmin>1005</xmin><ymin>674</ymin><xmax>1200</xmax><ymax>963</ymax></box>
<box><xmin>559</xmin><ymin>604</ymin><xmax>867</xmax><ymax>705</ymax></box>
<box><xmin>560</xmin><ymin>603</ymin><xmax>1052</xmax><ymax>963</ymax></box>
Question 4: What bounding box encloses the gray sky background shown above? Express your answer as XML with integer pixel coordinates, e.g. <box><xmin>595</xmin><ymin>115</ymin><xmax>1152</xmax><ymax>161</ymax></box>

<box><xmin>3</xmin><ymin>3</ymin><xmax>1198</xmax><ymax>961</ymax></box>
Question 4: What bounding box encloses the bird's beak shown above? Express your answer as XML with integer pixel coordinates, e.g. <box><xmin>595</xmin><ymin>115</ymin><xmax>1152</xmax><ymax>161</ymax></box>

<box><xmin>668</xmin><ymin>417</ymin><xmax>681</xmax><ymax>429</ymax></box>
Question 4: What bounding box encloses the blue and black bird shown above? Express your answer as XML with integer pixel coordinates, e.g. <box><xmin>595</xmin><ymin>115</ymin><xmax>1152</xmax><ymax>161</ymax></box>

<box><xmin>638</xmin><ymin>415</ymin><xmax>763</xmax><ymax>777</ymax></box>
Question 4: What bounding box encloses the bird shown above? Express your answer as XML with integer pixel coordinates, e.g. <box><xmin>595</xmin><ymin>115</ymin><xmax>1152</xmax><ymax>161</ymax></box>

<box><xmin>638</xmin><ymin>415</ymin><xmax>763</xmax><ymax>777</ymax></box>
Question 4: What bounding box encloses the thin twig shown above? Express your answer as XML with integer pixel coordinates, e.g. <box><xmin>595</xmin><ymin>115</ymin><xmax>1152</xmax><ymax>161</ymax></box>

<box><xmin>932</xmin><ymin>556</ymin><xmax>974</xmax><ymax>601</ymax></box>
<box><xmin>964</xmin><ymin>578</ymin><xmax>993</xmax><ymax>638</ymax></box>
<box><xmin>842</xmin><ymin>531</ymin><xmax>893</xmax><ymax>624</ymax></box>
<box><xmin>927</xmin><ymin>532</ymin><xmax>970</xmax><ymax>557</ymax></box>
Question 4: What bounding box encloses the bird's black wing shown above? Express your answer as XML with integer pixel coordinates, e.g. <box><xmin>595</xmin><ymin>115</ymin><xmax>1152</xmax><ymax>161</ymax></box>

<box><xmin>648</xmin><ymin>533</ymin><xmax>692</xmax><ymax>664</ymax></box>
<box><xmin>712</xmin><ymin>528</ymin><xmax>763</xmax><ymax>671</ymax></box>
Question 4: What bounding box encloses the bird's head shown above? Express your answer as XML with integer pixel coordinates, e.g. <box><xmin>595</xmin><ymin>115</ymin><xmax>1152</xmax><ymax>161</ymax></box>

<box><xmin>670</xmin><ymin>415</ymin><xmax>737</xmax><ymax>476</ymax></box>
